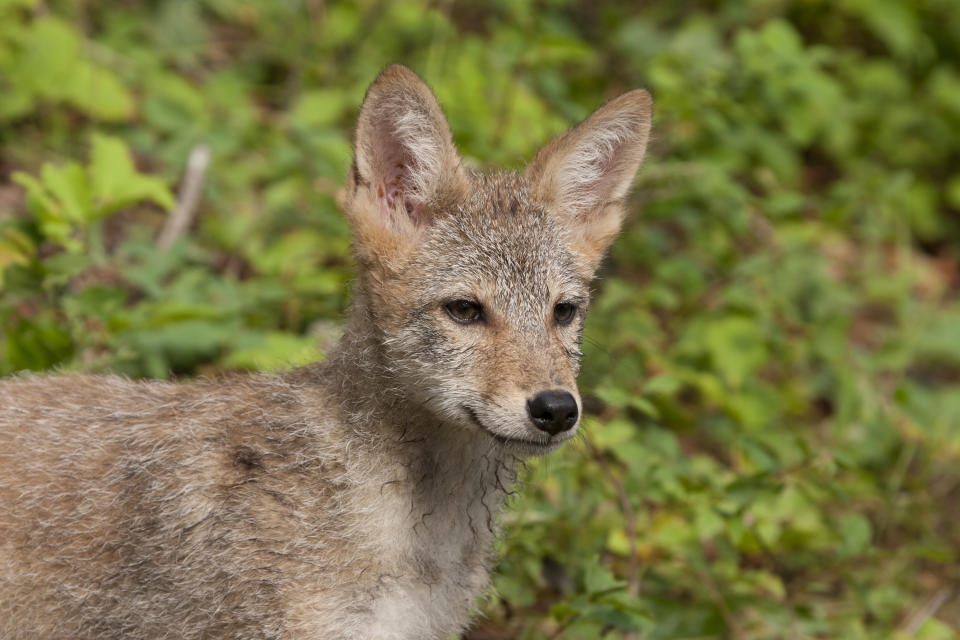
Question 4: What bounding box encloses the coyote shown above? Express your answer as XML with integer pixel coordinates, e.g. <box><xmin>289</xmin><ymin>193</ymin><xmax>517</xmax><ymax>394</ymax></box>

<box><xmin>0</xmin><ymin>65</ymin><xmax>651</xmax><ymax>639</ymax></box>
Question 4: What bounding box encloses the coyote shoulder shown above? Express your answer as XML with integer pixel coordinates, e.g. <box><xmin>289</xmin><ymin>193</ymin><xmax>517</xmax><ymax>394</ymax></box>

<box><xmin>0</xmin><ymin>65</ymin><xmax>652</xmax><ymax>639</ymax></box>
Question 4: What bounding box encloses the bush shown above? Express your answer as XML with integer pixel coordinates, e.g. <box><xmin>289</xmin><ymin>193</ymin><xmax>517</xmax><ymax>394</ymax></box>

<box><xmin>2</xmin><ymin>1</ymin><xmax>959</xmax><ymax>637</ymax></box>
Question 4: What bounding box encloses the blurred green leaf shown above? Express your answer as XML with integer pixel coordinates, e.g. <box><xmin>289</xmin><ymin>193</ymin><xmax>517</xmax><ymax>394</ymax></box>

<box><xmin>90</xmin><ymin>134</ymin><xmax>176</xmax><ymax>216</ymax></box>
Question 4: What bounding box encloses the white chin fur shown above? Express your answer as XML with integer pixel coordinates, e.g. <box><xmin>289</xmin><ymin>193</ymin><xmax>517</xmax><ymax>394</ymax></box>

<box><xmin>462</xmin><ymin>406</ymin><xmax>577</xmax><ymax>457</ymax></box>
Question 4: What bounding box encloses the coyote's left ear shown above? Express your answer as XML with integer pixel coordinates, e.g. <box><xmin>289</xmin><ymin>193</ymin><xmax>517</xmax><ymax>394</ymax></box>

<box><xmin>525</xmin><ymin>90</ymin><xmax>652</xmax><ymax>272</ymax></box>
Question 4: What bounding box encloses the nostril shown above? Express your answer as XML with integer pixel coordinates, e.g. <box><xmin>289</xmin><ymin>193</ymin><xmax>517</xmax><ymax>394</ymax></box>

<box><xmin>527</xmin><ymin>390</ymin><xmax>579</xmax><ymax>436</ymax></box>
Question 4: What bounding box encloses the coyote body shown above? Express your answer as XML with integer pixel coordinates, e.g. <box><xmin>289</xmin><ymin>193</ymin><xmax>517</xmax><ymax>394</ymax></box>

<box><xmin>0</xmin><ymin>66</ymin><xmax>651</xmax><ymax>639</ymax></box>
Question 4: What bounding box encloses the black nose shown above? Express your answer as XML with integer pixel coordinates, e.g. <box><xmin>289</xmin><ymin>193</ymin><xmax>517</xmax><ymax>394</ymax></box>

<box><xmin>527</xmin><ymin>390</ymin><xmax>579</xmax><ymax>435</ymax></box>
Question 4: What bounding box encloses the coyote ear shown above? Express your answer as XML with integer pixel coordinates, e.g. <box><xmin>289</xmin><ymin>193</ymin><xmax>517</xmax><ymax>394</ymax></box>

<box><xmin>525</xmin><ymin>90</ymin><xmax>652</xmax><ymax>271</ymax></box>
<box><xmin>346</xmin><ymin>65</ymin><xmax>467</xmax><ymax>264</ymax></box>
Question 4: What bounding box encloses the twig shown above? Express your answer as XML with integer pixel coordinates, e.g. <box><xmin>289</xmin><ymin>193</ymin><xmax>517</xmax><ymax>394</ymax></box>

<box><xmin>583</xmin><ymin>434</ymin><xmax>642</xmax><ymax>639</ymax></box>
<box><xmin>697</xmin><ymin>566</ymin><xmax>747</xmax><ymax>640</ymax></box>
<box><xmin>900</xmin><ymin>588</ymin><xmax>953</xmax><ymax>636</ymax></box>
<box><xmin>158</xmin><ymin>144</ymin><xmax>211</xmax><ymax>250</ymax></box>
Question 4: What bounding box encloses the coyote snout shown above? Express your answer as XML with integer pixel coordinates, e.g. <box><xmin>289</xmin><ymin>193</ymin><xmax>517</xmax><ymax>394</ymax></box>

<box><xmin>0</xmin><ymin>65</ymin><xmax>651</xmax><ymax>639</ymax></box>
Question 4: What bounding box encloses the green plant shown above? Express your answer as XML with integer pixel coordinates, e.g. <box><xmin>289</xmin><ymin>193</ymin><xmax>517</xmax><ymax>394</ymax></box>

<box><xmin>1</xmin><ymin>1</ymin><xmax>958</xmax><ymax>637</ymax></box>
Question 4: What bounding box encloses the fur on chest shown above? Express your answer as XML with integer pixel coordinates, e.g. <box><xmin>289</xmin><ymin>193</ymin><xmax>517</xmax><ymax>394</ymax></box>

<box><xmin>283</xmin><ymin>484</ymin><xmax>499</xmax><ymax>640</ymax></box>
<box><xmin>292</xmin><ymin>437</ymin><xmax>509</xmax><ymax>639</ymax></box>
<box><xmin>356</xmin><ymin>492</ymin><xmax>494</xmax><ymax>638</ymax></box>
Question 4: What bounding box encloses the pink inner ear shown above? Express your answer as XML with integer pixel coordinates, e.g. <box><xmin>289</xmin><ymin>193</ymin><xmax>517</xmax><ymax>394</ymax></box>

<box><xmin>378</xmin><ymin>160</ymin><xmax>424</xmax><ymax>225</ymax></box>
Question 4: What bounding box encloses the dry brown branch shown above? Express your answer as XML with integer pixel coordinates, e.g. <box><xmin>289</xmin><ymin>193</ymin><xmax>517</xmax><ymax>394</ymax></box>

<box><xmin>157</xmin><ymin>144</ymin><xmax>211</xmax><ymax>250</ymax></box>
<box><xmin>900</xmin><ymin>588</ymin><xmax>954</xmax><ymax>636</ymax></box>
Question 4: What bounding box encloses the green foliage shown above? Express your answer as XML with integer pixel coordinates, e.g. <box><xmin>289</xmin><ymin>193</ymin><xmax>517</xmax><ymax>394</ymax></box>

<box><xmin>13</xmin><ymin>134</ymin><xmax>174</xmax><ymax>251</ymax></box>
<box><xmin>2</xmin><ymin>1</ymin><xmax>959</xmax><ymax>637</ymax></box>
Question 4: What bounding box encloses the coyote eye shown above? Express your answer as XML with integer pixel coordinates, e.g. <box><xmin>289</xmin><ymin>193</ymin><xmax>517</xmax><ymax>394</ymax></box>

<box><xmin>553</xmin><ymin>302</ymin><xmax>578</xmax><ymax>326</ymax></box>
<box><xmin>444</xmin><ymin>299</ymin><xmax>483</xmax><ymax>324</ymax></box>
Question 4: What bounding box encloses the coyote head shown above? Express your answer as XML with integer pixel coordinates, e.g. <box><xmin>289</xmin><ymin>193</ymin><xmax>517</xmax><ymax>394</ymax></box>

<box><xmin>343</xmin><ymin>65</ymin><xmax>651</xmax><ymax>456</ymax></box>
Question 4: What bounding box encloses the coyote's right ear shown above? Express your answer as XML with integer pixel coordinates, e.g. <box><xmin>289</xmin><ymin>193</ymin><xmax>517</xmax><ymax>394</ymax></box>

<box><xmin>346</xmin><ymin>65</ymin><xmax>467</xmax><ymax>269</ymax></box>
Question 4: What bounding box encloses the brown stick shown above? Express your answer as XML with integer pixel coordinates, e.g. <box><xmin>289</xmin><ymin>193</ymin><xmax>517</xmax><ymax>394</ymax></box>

<box><xmin>900</xmin><ymin>588</ymin><xmax>953</xmax><ymax>636</ymax></box>
<box><xmin>158</xmin><ymin>144</ymin><xmax>211</xmax><ymax>250</ymax></box>
<box><xmin>583</xmin><ymin>433</ymin><xmax>642</xmax><ymax>639</ymax></box>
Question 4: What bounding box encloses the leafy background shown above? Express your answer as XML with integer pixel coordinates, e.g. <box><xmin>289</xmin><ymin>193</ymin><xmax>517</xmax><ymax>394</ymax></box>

<box><xmin>2</xmin><ymin>0</ymin><xmax>959</xmax><ymax>637</ymax></box>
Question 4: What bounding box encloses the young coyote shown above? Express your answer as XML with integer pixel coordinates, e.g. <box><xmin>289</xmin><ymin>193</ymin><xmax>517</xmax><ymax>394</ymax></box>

<box><xmin>0</xmin><ymin>65</ymin><xmax>651</xmax><ymax>639</ymax></box>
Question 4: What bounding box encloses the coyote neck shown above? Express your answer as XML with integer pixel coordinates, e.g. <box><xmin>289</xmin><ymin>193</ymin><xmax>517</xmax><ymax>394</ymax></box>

<box><xmin>280</xmin><ymin>297</ymin><xmax>520</xmax><ymax>635</ymax></box>
<box><xmin>317</xmin><ymin>292</ymin><xmax>519</xmax><ymax>545</ymax></box>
